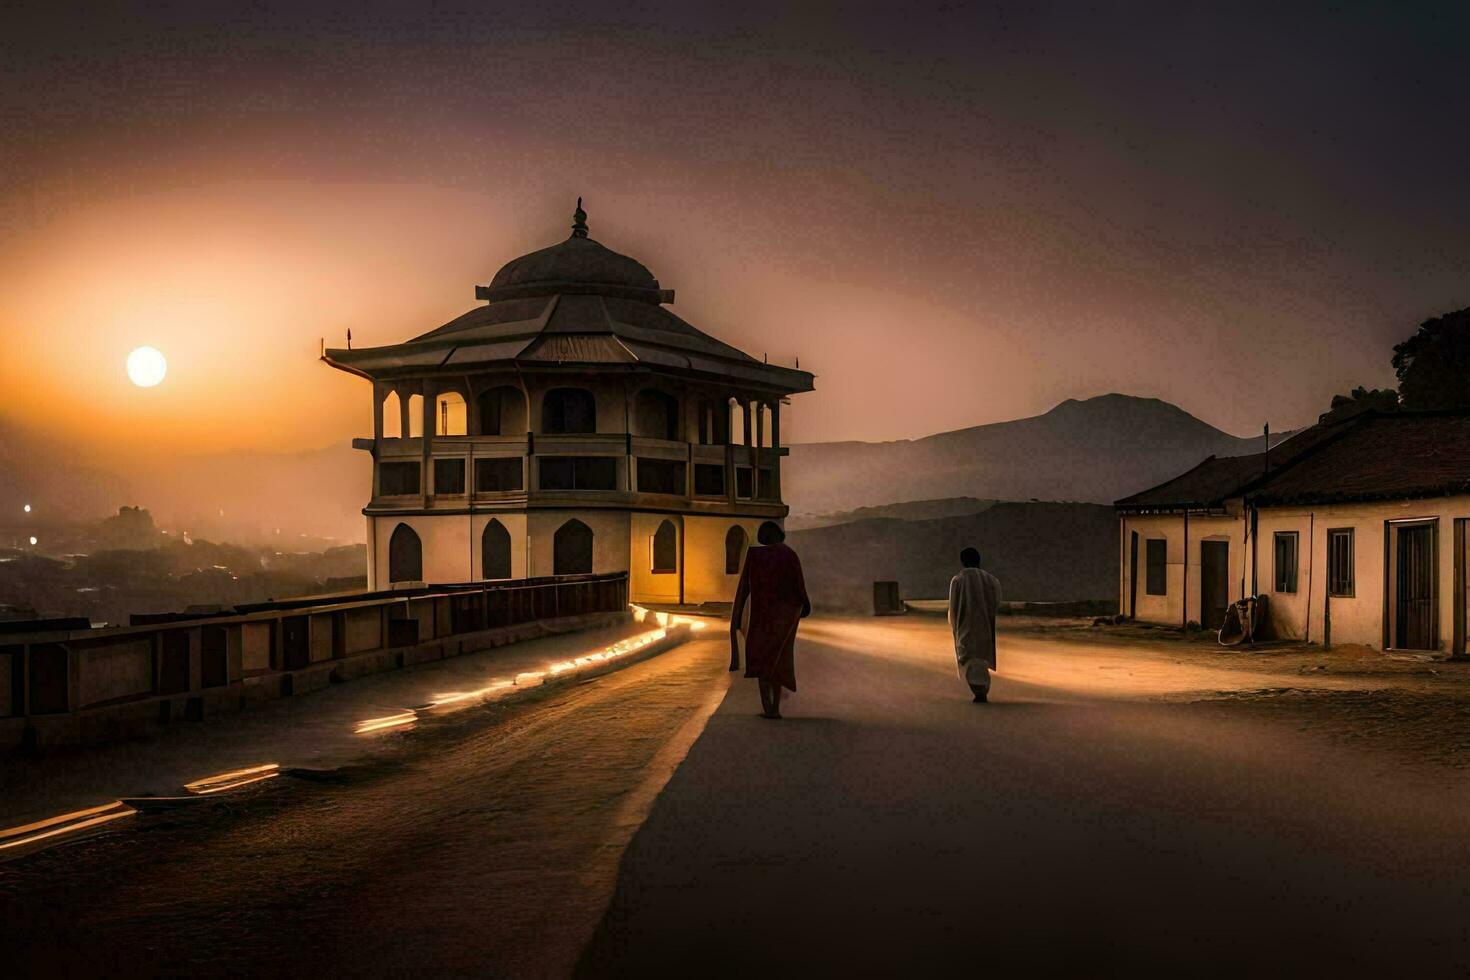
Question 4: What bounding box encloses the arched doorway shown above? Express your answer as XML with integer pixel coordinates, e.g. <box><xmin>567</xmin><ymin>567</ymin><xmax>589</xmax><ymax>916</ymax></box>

<box><xmin>388</xmin><ymin>523</ymin><xmax>422</xmax><ymax>583</ymax></box>
<box><xmin>652</xmin><ymin>519</ymin><xmax>677</xmax><ymax>574</ymax></box>
<box><xmin>554</xmin><ymin>519</ymin><xmax>594</xmax><ymax>575</ymax></box>
<box><xmin>725</xmin><ymin>525</ymin><xmax>748</xmax><ymax>575</ymax></box>
<box><xmin>482</xmin><ymin>519</ymin><xmax>512</xmax><ymax>580</ymax></box>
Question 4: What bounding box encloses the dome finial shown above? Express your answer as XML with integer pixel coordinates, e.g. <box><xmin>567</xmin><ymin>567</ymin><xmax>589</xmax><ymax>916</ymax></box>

<box><xmin>571</xmin><ymin>196</ymin><xmax>588</xmax><ymax>238</ymax></box>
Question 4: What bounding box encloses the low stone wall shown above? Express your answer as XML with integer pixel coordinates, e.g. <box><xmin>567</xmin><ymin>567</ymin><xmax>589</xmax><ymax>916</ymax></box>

<box><xmin>0</xmin><ymin>573</ymin><xmax>629</xmax><ymax>751</ymax></box>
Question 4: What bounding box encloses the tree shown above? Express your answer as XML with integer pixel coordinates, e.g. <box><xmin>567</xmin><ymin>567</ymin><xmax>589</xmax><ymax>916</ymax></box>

<box><xmin>1393</xmin><ymin>307</ymin><xmax>1470</xmax><ymax>410</ymax></box>
<box><xmin>1319</xmin><ymin>385</ymin><xmax>1398</xmax><ymax>423</ymax></box>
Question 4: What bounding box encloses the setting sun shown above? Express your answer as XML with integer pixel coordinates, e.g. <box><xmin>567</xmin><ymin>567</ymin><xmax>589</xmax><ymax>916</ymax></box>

<box><xmin>125</xmin><ymin>345</ymin><xmax>167</xmax><ymax>388</ymax></box>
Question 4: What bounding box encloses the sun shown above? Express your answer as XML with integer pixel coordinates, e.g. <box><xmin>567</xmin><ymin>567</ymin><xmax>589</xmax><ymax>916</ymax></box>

<box><xmin>126</xmin><ymin>346</ymin><xmax>167</xmax><ymax>388</ymax></box>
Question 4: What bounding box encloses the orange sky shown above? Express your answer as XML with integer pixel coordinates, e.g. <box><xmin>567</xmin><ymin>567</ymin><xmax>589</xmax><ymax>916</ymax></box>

<box><xmin>3</xmin><ymin>2</ymin><xmax>1464</xmax><ymax>464</ymax></box>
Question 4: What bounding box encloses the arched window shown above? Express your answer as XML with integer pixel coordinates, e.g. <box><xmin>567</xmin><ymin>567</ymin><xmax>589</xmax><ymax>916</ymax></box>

<box><xmin>729</xmin><ymin>398</ymin><xmax>747</xmax><ymax>446</ymax></box>
<box><xmin>651</xmin><ymin>519</ymin><xmax>677</xmax><ymax>574</ymax></box>
<box><xmin>553</xmin><ymin>519</ymin><xmax>594</xmax><ymax>575</ymax></box>
<box><xmin>382</xmin><ymin>391</ymin><xmax>402</xmax><ymax>439</ymax></box>
<box><xmin>407</xmin><ymin>394</ymin><xmax>424</xmax><ymax>438</ymax></box>
<box><xmin>482</xmin><ymin>519</ymin><xmax>511</xmax><ymax>580</ymax></box>
<box><xmin>388</xmin><ymin>523</ymin><xmax>422</xmax><ymax>583</ymax></box>
<box><xmin>725</xmin><ymin>525</ymin><xmax>748</xmax><ymax>575</ymax></box>
<box><xmin>435</xmin><ymin>391</ymin><xmax>467</xmax><ymax>436</ymax></box>
<box><xmin>477</xmin><ymin>385</ymin><xmax>526</xmax><ymax>436</ymax></box>
<box><xmin>634</xmin><ymin>389</ymin><xmax>680</xmax><ymax>441</ymax></box>
<box><xmin>542</xmin><ymin>388</ymin><xmax>597</xmax><ymax>434</ymax></box>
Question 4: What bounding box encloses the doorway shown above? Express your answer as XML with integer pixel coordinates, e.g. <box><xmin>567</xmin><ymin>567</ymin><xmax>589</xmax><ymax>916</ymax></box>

<box><xmin>1395</xmin><ymin>522</ymin><xmax>1437</xmax><ymax>650</ymax></box>
<box><xmin>1129</xmin><ymin>531</ymin><xmax>1139</xmax><ymax>618</ymax></box>
<box><xmin>1200</xmin><ymin>540</ymin><xmax>1229</xmax><ymax>631</ymax></box>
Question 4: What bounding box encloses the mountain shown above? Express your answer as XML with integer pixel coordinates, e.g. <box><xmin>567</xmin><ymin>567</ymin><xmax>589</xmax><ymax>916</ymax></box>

<box><xmin>784</xmin><ymin>394</ymin><xmax>1285</xmax><ymax>517</ymax></box>
<box><xmin>786</xmin><ymin>497</ymin><xmax>997</xmax><ymax>530</ymax></box>
<box><xmin>789</xmin><ymin>501</ymin><xmax>1116</xmax><ymax>612</ymax></box>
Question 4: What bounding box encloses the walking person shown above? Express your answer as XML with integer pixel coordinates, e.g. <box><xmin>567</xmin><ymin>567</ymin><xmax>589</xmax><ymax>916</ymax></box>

<box><xmin>729</xmin><ymin>521</ymin><xmax>811</xmax><ymax>719</ymax></box>
<box><xmin>949</xmin><ymin>547</ymin><xmax>1000</xmax><ymax>702</ymax></box>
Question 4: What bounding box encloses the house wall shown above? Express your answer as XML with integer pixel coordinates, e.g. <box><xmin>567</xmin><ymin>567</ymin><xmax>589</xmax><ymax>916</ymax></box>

<box><xmin>1256</xmin><ymin>495</ymin><xmax>1470</xmax><ymax>651</ymax></box>
<box><xmin>525</xmin><ymin>509</ymin><xmax>632</xmax><ymax>579</ymax></box>
<box><xmin>1117</xmin><ymin>510</ymin><xmax>1247</xmax><ymax>627</ymax></box>
<box><xmin>684</xmin><ymin>515</ymin><xmax>765</xmax><ymax>605</ymax></box>
<box><xmin>369</xmin><ymin>512</ymin><xmax>532</xmax><ymax>588</ymax></box>
<box><xmin>368</xmin><ymin>508</ymin><xmax>760</xmax><ymax>606</ymax></box>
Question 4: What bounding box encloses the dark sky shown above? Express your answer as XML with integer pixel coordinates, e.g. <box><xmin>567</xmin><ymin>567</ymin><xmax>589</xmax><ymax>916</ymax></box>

<box><xmin>2</xmin><ymin>1</ymin><xmax>1467</xmax><ymax>451</ymax></box>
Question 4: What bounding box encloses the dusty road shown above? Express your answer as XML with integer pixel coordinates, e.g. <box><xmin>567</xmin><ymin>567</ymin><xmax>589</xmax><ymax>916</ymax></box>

<box><xmin>579</xmin><ymin>617</ymin><xmax>1470</xmax><ymax>977</ymax></box>
<box><xmin>6</xmin><ymin>617</ymin><xmax>1470</xmax><ymax>977</ymax></box>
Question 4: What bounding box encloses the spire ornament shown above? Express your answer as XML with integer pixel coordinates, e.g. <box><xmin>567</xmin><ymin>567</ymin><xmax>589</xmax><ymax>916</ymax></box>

<box><xmin>571</xmin><ymin>196</ymin><xmax>588</xmax><ymax>238</ymax></box>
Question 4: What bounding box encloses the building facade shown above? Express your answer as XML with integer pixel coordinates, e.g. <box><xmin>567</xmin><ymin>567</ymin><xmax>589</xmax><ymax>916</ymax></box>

<box><xmin>1116</xmin><ymin>411</ymin><xmax>1470</xmax><ymax>655</ymax></box>
<box><xmin>323</xmin><ymin>201</ymin><xmax>814</xmax><ymax>603</ymax></box>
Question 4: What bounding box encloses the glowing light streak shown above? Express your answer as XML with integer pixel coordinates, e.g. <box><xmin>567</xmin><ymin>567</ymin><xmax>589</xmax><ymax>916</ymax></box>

<box><xmin>354</xmin><ymin>711</ymin><xmax>417</xmax><ymax>734</ymax></box>
<box><xmin>184</xmin><ymin>763</ymin><xmax>280</xmax><ymax>795</ymax></box>
<box><xmin>0</xmin><ymin>802</ymin><xmax>136</xmax><ymax>852</ymax></box>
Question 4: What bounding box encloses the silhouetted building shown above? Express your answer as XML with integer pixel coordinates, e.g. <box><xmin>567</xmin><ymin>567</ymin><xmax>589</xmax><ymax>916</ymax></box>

<box><xmin>323</xmin><ymin>200</ymin><xmax>814</xmax><ymax>603</ymax></box>
<box><xmin>1116</xmin><ymin>410</ymin><xmax>1470</xmax><ymax>653</ymax></box>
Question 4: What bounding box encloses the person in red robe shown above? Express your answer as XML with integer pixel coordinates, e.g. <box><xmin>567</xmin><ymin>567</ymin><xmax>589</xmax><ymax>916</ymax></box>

<box><xmin>729</xmin><ymin>521</ymin><xmax>811</xmax><ymax>719</ymax></box>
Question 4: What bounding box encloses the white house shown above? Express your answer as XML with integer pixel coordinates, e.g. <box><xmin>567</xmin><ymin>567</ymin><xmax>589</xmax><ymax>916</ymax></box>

<box><xmin>1116</xmin><ymin>410</ymin><xmax>1470</xmax><ymax>654</ymax></box>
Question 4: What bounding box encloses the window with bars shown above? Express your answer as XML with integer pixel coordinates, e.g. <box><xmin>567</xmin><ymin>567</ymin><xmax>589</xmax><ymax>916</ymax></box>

<box><xmin>1274</xmin><ymin>531</ymin><xmax>1299</xmax><ymax>593</ymax></box>
<box><xmin>1327</xmin><ymin>528</ymin><xmax>1355</xmax><ymax>597</ymax></box>
<box><xmin>1145</xmin><ymin>539</ymin><xmax>1167</xmax><ymax>595</ymax></box>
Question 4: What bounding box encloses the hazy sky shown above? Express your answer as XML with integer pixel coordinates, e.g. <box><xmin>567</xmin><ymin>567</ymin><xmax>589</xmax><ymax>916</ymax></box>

<box><xmin>3</xmin><ymin>1</ymin><xmax>1467</xmax><ymax>457</ymax></box>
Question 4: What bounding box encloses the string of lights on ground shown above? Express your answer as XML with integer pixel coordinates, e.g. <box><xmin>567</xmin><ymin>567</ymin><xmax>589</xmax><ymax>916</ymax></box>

<box><xmin>0</xmin><ymin>606</ymin><xmax>708</xmax><ymax>857</ymax></box>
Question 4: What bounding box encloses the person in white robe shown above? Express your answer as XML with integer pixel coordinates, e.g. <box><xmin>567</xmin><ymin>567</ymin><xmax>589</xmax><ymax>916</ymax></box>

<box><xmin>948</xmin><ymin>547</ymin><xmax>1000</xmax><ymax>702</ymax></box>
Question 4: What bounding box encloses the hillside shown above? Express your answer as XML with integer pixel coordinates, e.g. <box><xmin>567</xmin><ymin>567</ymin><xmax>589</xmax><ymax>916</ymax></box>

<box><xmin>789</xmin><ymin>501</ymin><xmax>1116</xmax><ymax>613</ymax></box>
<box><xmin>785</xmin><ymin>394</ymin><xmax>1282</xmax><ymax>517</ymax></box>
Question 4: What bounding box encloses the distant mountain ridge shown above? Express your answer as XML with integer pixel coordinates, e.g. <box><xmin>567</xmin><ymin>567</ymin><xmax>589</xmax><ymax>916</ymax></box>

<box><xmin>784</xmin><ymin>394</ymin><xmax>1290</xmax><ymax>517</ymax></box>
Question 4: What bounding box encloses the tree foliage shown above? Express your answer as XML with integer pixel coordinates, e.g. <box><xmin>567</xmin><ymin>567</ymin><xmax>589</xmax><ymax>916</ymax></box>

<box><xmin>1321</xmin><ymin>385</ymin><xmax>1398</xmax><ymax>423</ymax></box>
<box><xmin>1393</xmin><ymin>307</ymin><xmax>1470</xmax><ymax>410</ymax></box>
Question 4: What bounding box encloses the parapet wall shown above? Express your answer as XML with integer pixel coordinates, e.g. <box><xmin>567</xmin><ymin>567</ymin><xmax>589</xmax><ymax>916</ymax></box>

<box><xmin>0</xmin><ymin>573</ymin><xmax>630</xmax><ymax>751</ymax></box>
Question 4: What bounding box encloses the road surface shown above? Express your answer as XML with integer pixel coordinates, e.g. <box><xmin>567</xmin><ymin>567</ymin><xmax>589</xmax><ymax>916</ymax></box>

<box><xmin>5</xmin><ymin>617</ymin><xmax>1470</xmax><ymax>977</ymax></box>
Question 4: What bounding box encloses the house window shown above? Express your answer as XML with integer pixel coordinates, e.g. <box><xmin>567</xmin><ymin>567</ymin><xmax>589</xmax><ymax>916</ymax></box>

<box><xmin>379</xmin><ymin>461</ymin><xmax>420</xmax><ymax>496</ymax></box>
<box><xmin>651</xmin><ymin>520</ymin><xmax>677</xmax><ymax>574</ymax></box>
<box><xmin>758</xmin><ymin>467</ymin><xmax>777</xmax><ymax>500</ymax></box>
<box><xmin>735</xmin><ymin>467</ymin><xmax>754</xmax><ymax>499</ymax></box>
<box><xmin>694</xmin><ymin>463</ymin><xmax>725</xmax><ymax>496</ymax></box>
<box><xmin>435</xmin><ymin>391</ymin><xmax>467</xmax><ymax>436</ymax></box>
<box><xmin>388</xmin><ymin>523</ymin><xmax>422</xmax><ymax>583</ymax></box>
<box><xmin>475</xmin><ymin>457</ymin><xmax>523</xmax><ymax>492</ymax></box>
<box><xmin>482</xmin><ymin>519</ymin><xmax>512</xmax><ymax>580</ymax></box>
<box><xmin>539</xmin><ymin>456</ymin><xmax>617</xmax><ymax>491</ymax></box>
<box><xmin>1274</xmin><ymin>532</ymin><xmax>1299</xmax><ymax>593</ymax></box>
<box><xmin>553</xmin><ymin>519</ymin><xmax>594</xmax><ymax>575</ymax></box>
<box><xmin>1327</xmin><ymin>528</ymin><xmax>1354</xmax><ymax>597</ymax></box>
<box><xmin>433</xmin><ymin>458</ymin><xmax>465</xmax><ymax>495</ymax></box>
<box><xmin>636</xmin><ymin>458</ymin><xmax>686</xmax><ymax>495</ymax></box>
<box><xmin>1145</xmin><ymin>539</ymin><xmax>1167</xmax><ymax>595</ymax></box>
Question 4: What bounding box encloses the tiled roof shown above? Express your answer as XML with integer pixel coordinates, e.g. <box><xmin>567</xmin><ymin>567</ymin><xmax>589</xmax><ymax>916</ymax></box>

<box><xmin>1114</xmin><ymin>423</ymin><xmax>1343</xmax><ymax>510</ymax></box>
<box><xmin>1248</xmin><ymin>412</ymin><xmax>1470</xmax><ymax>505</ymax></box>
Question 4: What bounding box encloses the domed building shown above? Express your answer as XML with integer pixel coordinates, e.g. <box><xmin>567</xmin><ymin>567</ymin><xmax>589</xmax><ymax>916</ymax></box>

<box><xmin>323</xmin><ymin>200</ymin><xmax>815</xmax><ymax>604</ymax></box>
